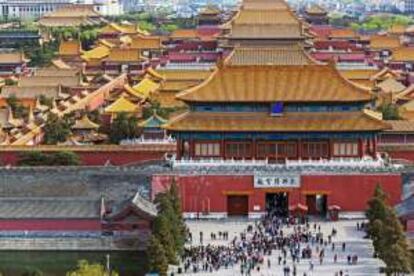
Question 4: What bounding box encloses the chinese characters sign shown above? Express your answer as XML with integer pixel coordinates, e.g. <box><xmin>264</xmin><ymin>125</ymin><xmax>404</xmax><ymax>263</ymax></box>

<box><xmin>254</xmin><ymin>174</ymin><xmax>301</xmax><ymax>188</ymax></box>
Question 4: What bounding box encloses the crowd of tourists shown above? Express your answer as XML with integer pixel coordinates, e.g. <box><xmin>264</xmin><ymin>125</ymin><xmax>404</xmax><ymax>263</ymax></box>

<box><xmin>179</xmin><ymin>215</ymin><xmax>360</xmax><ymax>275</ymax></box>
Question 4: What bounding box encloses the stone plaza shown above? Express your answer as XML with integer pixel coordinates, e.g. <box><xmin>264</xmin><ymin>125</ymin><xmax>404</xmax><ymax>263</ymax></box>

<box><xmin>172</xmin><ymin>219</ymin><xmax>385</xmax><ymax>276</ymax></box>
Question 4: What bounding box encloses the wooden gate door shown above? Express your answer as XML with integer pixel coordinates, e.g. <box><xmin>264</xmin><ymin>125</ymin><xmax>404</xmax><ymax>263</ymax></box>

<box><xmin>306</xmin><ymin>195</ymin><xmax>318</xmax><ymax>215</ymax></box>
<box><xmin>227</xmin><ymin>195</ymin><xmax>248</xmax><ymax>216</ymax></box>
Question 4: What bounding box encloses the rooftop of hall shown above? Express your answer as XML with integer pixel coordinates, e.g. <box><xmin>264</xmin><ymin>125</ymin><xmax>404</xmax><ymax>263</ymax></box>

<box><xmin>224</xmin><ymin>45</ymin><xmax>321</xmax><ymax>66</ymax></box>
<box><xmin>164</xmin><ymin>110</ymin><xmax>389</xmax><ymax>133</ymax></box>
<box><xmin>175</xmin><ymin>63</ymin><xmax>374</xmax><ymax>103</ymax></box>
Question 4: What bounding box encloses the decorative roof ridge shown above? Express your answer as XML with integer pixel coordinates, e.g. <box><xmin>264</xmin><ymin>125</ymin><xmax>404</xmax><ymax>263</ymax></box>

<box><xmin>362</xmin><ymin>109</ymin><xmax>391</xmax><ymax>129</ymax></box>
<box><xmin>139</xmin><ymin>111</ymin><xmax>167</xmax><ymax>127</ymax></box>
<box><xmin>162</xmin><ymin>110</ymin><xmax>190</xmax><ymax>129</ymax></box>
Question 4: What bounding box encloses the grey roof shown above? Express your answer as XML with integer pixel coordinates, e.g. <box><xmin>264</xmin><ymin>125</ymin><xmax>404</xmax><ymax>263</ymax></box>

<box><xmin>0</xmin><ymin>198</ymin><xmax>100</xmax><ymax>219</ymax></box>
<box><xmin>396</xmin><ymin>195</ymin><xmax>414</xmax><ymax>218</ymax></box>
<box><xmin>131</xmin><ymin>193</ymin><xmax>158</xmax><ymax>217</ymax></box>
<box><xmin>0</xmin><ymin>164</ymin><xmax>169</xmax><ymax>201</ymax></box>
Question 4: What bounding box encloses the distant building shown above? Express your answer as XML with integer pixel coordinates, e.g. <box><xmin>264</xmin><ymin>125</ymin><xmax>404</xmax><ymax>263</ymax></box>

<box><xmin>404</xmin><ymin>0</ymin><xmax>414</xmax><ymax>13</ymax></box>
<box><xmin>0</xmin><ymin>0</ymin><xmax>122</xmax><ymax>19</ymax></box>
<box><xmin>0</xmin><ymin>0</ymin><xmax>77</xmax><ymax>19</ymax></box>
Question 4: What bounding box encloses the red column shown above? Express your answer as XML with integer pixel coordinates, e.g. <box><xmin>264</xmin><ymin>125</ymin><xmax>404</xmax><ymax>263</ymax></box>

<box><xmin>221</xmin><ymin>138</ymin><xmax>225</xmax><ymax>159</ymax></box>
<box><xmin>358</xmin><ymin>138</ymin><xmax>364</xmax><ymax>158</ymax></box>
<box><xmin>328</xmin><ymin>139</ymin><xmax>333</xmax><ymax>159</ymax></box>
<box><xmin>177</xmin><ymin>140</ymin><xmax>182</xmax><ymax>159</ymax></box>
<box><xmin>297</xmin><ymin>139</ymin><xmax>302</xmax><ymax>159</ymax></box>
<box><xmin>251</xmin><ymin>139</ymin><xmax>256</xmax><ymax>160</ymax></box>
<box><xmin>373</xmin><ymin>137</ymin><xmax>377</xmax><ymax>158</ymax></box>
<box><xmin>189</xmin><ymin>139</ymin><xmax>194</xmax><ymax>159</ymax></box>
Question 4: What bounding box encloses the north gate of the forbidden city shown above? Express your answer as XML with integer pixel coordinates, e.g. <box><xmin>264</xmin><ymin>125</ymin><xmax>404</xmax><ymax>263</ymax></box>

<box><xmin>152</xmin><ymin>171</ymin><xmax>402</xmax><ymax>219</ymax></box>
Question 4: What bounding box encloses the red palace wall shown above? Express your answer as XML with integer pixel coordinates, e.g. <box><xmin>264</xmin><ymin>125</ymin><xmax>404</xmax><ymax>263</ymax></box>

<box><xmin>379</xmin><ymin>145</ymin><xmax>414</xmax><ymax>163</ymax></box>
<box><xmin>386</xmin><ymin>150</ymin><xmax>414</xmax><ymax>162</ymax></box>
<box><xmin>152</xmin><ymin>173</ymin><xmax>402</xmax><ymax>214</ymax></box>
<box><xmin>0</xmin><ymin>219</ymin><xmax>102</xmax><ymax>231</ymax></box>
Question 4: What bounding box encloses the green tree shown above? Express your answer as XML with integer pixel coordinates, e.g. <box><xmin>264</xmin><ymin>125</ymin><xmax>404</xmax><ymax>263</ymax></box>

<box><xmin>21</xmin><ymin>268</ymin><xmax>43</xmax><ymax>276</ymax></box>
<box><xmin>167</xmin><ymin>180</ymin><xmax>186</xmax><ymax>255</ymax></box>
<box><xmin>17</xmin><ymin>151</ymin><xmax>48</xmax><ymax>166</ymax></box>
<box><xmin>43</xmin><ymin>113</ymin><xmax>71</xmax><ymax>145</ymax></box>
<box><xmin>109</xmin><ymin>113</ymin><xmax>139</xmax><ymax>144</ymax></box>
<box><xmin>6</xmin><ymin>95</ymin><xmax>28</xmax><ymax>119</ymax></box>
<box><xmin>138</xmin><ymin>21</ymin><xmax>156</xmax><ymax>32</ymax></box>
<box><xmin>366</xmin><ymin>185</ymin><xmax>412</xmax><ymax>275</ymax></box>
<box><xmin>66</xmin><ymin>260</ymin><xmax>118</xmax><ymax>276</ymax></box>
<box><xmin>381</xmin><ymin>209</ymin><xmax>412</xmax><ymax>275</ymax></box>
<box><xmin>147</xmin><ymin>235</ymin><xmax>169</xmax><ymax>276</ymax></box>
<box><xmin>153</xmin><ymin>209</ymin><xmax>177</xmax><ymax>264</ymax></box>
<box><xmin>378</xmin><ymin>103</ymin><xmax>400</xmax><ymax>120</ymax></box>
<box><xmin>48</xmin><ymin>151</ymin><xmax>81</xmax><ymax>166</ymax></box>
<box><xmin>38</xmin><ymin>95</ymin><xmax>54</xmax><ymax>109</ymax></box>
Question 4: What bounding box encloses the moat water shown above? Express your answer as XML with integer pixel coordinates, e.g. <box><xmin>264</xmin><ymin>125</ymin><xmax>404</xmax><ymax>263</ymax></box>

<box><xmin>0</xmin><ymin>251</ymin><xmax>147</xmax><ymax>276</ymax></box>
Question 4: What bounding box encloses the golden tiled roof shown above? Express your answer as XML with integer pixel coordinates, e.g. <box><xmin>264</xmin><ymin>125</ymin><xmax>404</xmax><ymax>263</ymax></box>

<box><xmin>377</xmin><ymin>78</ymin><xmax>406</xmax><ymax>93</ymax></box>
<box><xmin>131</xmin><ymin>78</ymin><xmax>160</xmax><ymax>97</ymax></box>
<box><xmin>161</xmin><ymin>81</ymin><xmax>201</xmax><ymax>92</ymax></box>
<box><xmin>384</xmin><ymin>120</ymin><xmax>414</xmax><ymax>132</ymax></box>
<box><xmin>392</xmin><ymin>47</ymin><xmax>414</xmax><ymax>62</ymax></box>
<box><xmin>72</xmin><ymin>114</ymin><xmax>99</xmax><ymax>130</ymax></box>
<box><xmin>369</xmin><ymin>35</ymin><xmax>401</xmax><ymax>50</ymax></box>
<box><xmin>232</xmin><ymin>10</ymin><xmax>299</xmax><ymax>25</ymax></box>
<box><xmin>104</xmin><ymin>96</ymin><xmax>138</xmax><ymax>113</ymax></box>
<box><xmin>154</xmin><ymin>92</ymin><xmax>186</xmax><ymax>108</ymax></box>
<box><xmin>127</xmin><ymin>35</ymin><xmax>163</xmax><ymax>49</ymax></box>
<box><xmin>59</xmin><ymin>40</ymin><xmax>82</xmax><ymax>56</ymax></box>
<box><xmin>242</xmin><ymin>0</ymin><xmax>290</xmax><ymax>10</ymax></box>
<box><xmin>230</xmin><ymin>24</ymin><xmax>303</xmax><ymax>39</ymax></box>
<box><xmin>164</xmin><ymin>111</ymin><xmax>388</xmax><ymax>132</ymax></box>
<box><xmin>177</xmin><ymin>64</ymin><xmax>373</xmax><ymax>103</ymax></box>
<box><xmin>339</xmin><ymin>69</ymin><xmax>381</xmax><ymax>88</ymax></box>
<box><xmin>106</xmin><ymin>48</ymin><xmax>142</xmax><ymax>62</ymax></box>
<box><xmin>50</xmin><ymin>59</ymin><xmax>72</xmax><ymax>69</ymax></box>
<box><xmin>100</xmin><ymin>23</ymin><xmax>148</xmax><ymax>36</ymax></box>
<box><xmin>81</xmin><ymin>45</ymin><xmax>110</xmax><ymax>61</ymax></box>
<box><xmin>35</xmin><ymin>68</ymin><xmax>79</xmax><ymax>77</ymax></box>
<box><xmin>98</xmin><ymin>39</ymin><xmax>116</xmax><ymax>49</ymax></box>
<box><xmin>19</xmin><ymin>76</ymin><xmax>80</xmax><ymax>87</ymax></box>
<box><xmin>329</xmin><ymin>28</ymin><xmax>357</xmax><ymax>39</ymax></box>
<box><xmin>225</xmin><ymin>46</ymin><xmax>319</xmax><ymax>66</ymax></box>
<box><xmin>146</xmin><ymin>68</ymin><xmax>165</xmax><ymax>81</ymax></box>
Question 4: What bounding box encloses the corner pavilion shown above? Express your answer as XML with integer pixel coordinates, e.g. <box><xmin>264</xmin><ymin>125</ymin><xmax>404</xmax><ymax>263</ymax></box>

<box><xmin>165</xmin><ymin>61</ymin><xmax>389</xmax><ymax>161</ymax></box>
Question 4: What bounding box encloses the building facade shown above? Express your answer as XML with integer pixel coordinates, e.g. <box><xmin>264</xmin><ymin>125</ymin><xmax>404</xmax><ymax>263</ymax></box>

<box><xmin>156</xmin><ymin>0</ymin><xmax>402</xmax><ymax>219</ymax></box>
<box><xmin>0</xmin><ymin>0</ymin><xmax>122</xmax><ymax>19</ymax></box>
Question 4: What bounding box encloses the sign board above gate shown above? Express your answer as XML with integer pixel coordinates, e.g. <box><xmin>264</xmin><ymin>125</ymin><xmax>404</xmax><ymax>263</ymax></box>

<box><xmin>254</xmin><ymin>173</ymin><xmax>301</xmax><ymax>188</ymax></box>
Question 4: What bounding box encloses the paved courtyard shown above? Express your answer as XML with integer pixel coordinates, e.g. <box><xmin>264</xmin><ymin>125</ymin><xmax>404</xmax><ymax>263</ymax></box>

<box><xmin>173</xmin><ymin>219</ymin><xmax>385</xmax><ymax>276</ymax></box>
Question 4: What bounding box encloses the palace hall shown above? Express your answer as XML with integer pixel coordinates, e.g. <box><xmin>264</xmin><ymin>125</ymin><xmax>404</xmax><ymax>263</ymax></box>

<box><xmin>153</xmin><ymin>0</ymin><xmax>402</xmax><ymax>219</ymax></box>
